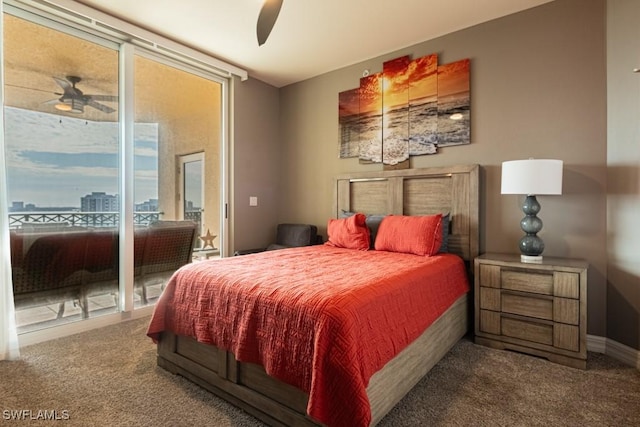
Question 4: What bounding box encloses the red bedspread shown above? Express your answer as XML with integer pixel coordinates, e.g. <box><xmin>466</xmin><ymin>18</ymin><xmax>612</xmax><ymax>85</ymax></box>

<box><xmin>147</xmin><ymin>245</ymin><xmax>469</xmax><ymax>426</ymax></box>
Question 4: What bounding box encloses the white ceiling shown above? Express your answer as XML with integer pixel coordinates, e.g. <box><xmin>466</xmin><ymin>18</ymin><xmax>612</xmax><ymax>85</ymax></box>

<box><xmin>73</xmin><ymin>0</ymin><xmax>554</xmax><ymax>88</ymax></box>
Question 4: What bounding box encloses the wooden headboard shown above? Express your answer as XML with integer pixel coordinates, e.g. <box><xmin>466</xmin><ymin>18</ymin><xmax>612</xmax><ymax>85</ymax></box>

<box><xmin>334</xmin><ymin>164</ymin><xmax>480</xmax><ymax>262</ymax></box>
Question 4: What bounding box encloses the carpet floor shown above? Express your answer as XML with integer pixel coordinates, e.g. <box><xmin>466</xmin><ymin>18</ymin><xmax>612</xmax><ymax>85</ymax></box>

<box><xmin>1</xmin><ymin>317</ymin><xmax>638</xmax><ymax>426</ymax></box>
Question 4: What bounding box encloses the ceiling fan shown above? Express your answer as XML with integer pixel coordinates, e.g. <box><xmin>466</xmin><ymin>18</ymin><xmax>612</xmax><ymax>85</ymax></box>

<box><xmin>256</xmin><ymin>0</ymin><xmax>283</xmax><ymax>46</ymax></box>
<box><xmin>45</xmin><ymin>76</ymin><xmax>117</xmax><ymax>114</ymax></box>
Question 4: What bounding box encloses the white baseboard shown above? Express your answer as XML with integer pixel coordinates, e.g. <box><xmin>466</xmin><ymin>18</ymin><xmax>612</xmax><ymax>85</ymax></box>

<box><xmin>586</xmin><ymin>334</ymin><xmax>607</xmax><ymax>353</ymax></box>
<box><xmin>587</xmin><ymin>334</ymin><xmax>640</xmax><ymax>370</ymax></box>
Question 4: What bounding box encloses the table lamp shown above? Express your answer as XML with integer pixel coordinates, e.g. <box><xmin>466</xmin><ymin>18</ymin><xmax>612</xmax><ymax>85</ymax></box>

<box><xmin>501</xmin><ymin>159</ymin><xmax>563</xmax><ymax>263</ymax></box>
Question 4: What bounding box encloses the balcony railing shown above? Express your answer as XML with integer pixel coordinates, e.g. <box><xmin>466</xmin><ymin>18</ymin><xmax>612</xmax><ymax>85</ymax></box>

<box><xmin>8</xmin><ymin>211</ymin><xmax>202</xmax><ymax>230</ymax></box>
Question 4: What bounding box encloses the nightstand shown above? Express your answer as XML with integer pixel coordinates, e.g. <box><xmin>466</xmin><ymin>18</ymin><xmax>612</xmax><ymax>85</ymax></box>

<box><xmin>474</xmin><ymin>253</ymin><xmax>588</xmax><ymax>369</ymax></box>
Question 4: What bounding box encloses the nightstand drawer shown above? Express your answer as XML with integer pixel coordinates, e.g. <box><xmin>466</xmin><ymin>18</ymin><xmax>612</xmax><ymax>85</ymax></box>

<box><xmin>479</xmin><ymin>264</ymin><xmax>501</xmax><ymax>288</ymax></box>
<box><xmin>501</xmin><ymin>270</ymin><xmax>553</xmax><ymax>295</ymax></box>
<box><xmin>501</xmin><ymin>292</ymin><xmax>553</xmax><ymax>320</ymax></box>
<box><xmin>553</xmin><ymin>297</ymin><xmax>579</xmax><ymax>325</ymax></box>
<box><xmin>479</xmin><ymin>287</ymin><xmax>500</xmax><ymax>311</ymax></box>
<box><xmin>502</xmin><ymin>316</ymin><xmax>553</xmax><ymax>346</ymax></box>
<box><xmin>554</xmin><ymin>323</ymin><xmax>579</xmax><ymax>351</ymax></box>
<box><xmin>553</xmin><ymin>272</ymin><xmax>580</xmax><ymax>299</ymax></box>
<box><xmin>480</xmin><ymin>310</ymin><xmax>580</xmax><ymax>351</ymax></box>
<box><xmin>479</xmin><ymin>310</ymin><xmax>500</xmax><ymax>335</ymax></box>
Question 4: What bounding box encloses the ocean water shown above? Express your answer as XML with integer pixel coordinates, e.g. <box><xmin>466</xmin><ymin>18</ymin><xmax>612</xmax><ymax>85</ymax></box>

<box><xmin>357</xmin><ymin>111</ymin><xmax>383</xmax><ymax>163</ymax></box>
<box><xmin>409</xmin><ymin>97</ymin><xmax>438</xmax><ymax>155</ymax></box>
<box><xmin>338</xmin><ymin>113</ymin><xmax>360</xmax><ymax>158</ymax></box>
<box><xmin>338</xmin><ymin>92</ymin><xmax>469</xmax><ymax>163</ymax></box>
<box><xmin>437</xmin><ymin>93</ymin><xmax>470</xmax><ymax>146</ymax></box>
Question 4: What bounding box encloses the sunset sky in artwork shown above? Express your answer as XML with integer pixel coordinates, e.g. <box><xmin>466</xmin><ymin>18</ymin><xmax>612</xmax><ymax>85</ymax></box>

<box><xmin>359</xmin><ymin>73</ymin><xmax>383</xmax><ymax>113</ymax></box>
<box><xmin>338</xmin><ymin>87</ymin><xmax>360</xmax><ymax>119</ymax></box>
<box><xmin>437</xmin><ymin>58</ymin><xmax>470</xmax><ymax>96</ymax></box>
<box><xmin>382</xmin><ymin>56</ymin><xmax>410</xmax><ymax>110</ymax></box>
<box><xmin>339</xmin><ymin>54</ymin><xmax>469</xmax><ymax>123</ymax></box>
<box><xmin>408</xmin><ymin>54</ymin><xmax>438</xmax><ymax>100</ymax></box>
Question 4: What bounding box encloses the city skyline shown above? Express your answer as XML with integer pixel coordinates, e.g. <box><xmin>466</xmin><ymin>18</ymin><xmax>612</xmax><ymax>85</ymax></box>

<box><xmin>4</xmin><ymin>106</ymin><xmax>159</xmax><ymax>207</ymax></box>
<box><xmin>9</xmin><ymin>194</ymin><xmax>167</xmax><ymax>213</ymax></box>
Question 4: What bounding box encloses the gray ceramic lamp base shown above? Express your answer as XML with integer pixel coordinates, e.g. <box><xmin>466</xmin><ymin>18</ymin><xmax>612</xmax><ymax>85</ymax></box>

<box><xmin>519</xmin><ymin>195</ymin><xmax>545</xmax><ymax>263</ymax></box>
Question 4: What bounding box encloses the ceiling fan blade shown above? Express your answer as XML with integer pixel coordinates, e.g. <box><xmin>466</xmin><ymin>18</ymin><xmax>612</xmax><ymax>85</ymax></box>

<box><xmin>43</xmin><ymin>98</ymin><xmax>63</xmax><ymax>105</ymax></box>
<box><xmin>86</xmin><ymin>94</ymin><xmax>118</xmax><ymax>102</ymax></box>
<box><xmin>52</xmin><ymin>76</ymin><xmax>80</xmax><ymax>98</ymax></box>
<box><xmin>86</xmin><ymin>99</ymin><xmax>115</xmax><ymax>114</ymax></box>
<box><xmin>257</xmin><ymin>0</ymin><xmax>283</xmax><ymax>46</ymax></box>
<box><xmin>52</xmin><ymin>76</ymin><xmax>71</xmax><ymax>91</ymax></box>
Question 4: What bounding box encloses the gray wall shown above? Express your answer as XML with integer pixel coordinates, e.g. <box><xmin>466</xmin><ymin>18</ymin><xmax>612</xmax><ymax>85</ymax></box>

<box><xmin>606</xmin><ymin>0</ymin><xmax>640</xmax><ymax>350</ymax></box>
<box><xmin>232</xmin><ymin>76</ymin><xmax>281</xmax><ymax>252</ymax></box>
<box><xmin>232</xmin><ymin>0</ymin><xmax>640</xmax><ymax>351</ymax></box>
<box><xmin>277</xmin><ymin>0</ymin><xmax>609</xmax><ymax>339</ymax></box>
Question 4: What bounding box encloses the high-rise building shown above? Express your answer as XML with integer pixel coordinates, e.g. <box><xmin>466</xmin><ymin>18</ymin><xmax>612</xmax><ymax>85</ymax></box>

<box><xmin>81</xmin><ymin>192</ymin><xmax>119</xmax><ymax>212</ymax></box>
<box><xmin>10</xmin><ymin>201</ymin><xmax>24</xmax><ymax>212</ymax></box>
<box><xmin>135</xmin><ymin>198</ymin><xmax>159</xmax><ymax>212</ymax></box>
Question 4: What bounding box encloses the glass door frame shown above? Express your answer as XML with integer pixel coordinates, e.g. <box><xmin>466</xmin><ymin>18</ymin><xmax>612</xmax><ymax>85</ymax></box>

<box><xmin>178</xmin><ymin>151</ymin><xmax>205</xmax><ymax>243</ymax></box>
<box><xmin>134</xmin><ymin>47</ymin><xmax>229</xmax><ymax>260</ymax></box>
<box><xmin>3</xmin><ymin>1</ymin><xmax>231</xmax><ymax>345</ymax></box>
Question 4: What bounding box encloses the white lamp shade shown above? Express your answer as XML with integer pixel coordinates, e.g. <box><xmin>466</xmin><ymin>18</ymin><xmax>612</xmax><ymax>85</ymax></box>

<box><xmin>501</xmin><ymin>159</ymin><xmax>563</xmax><ymax>195</ymax></box>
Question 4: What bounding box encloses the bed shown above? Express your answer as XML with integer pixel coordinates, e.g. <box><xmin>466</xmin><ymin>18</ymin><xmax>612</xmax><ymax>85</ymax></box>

<box><xmin>147</xmin><ymin>164</ymin><xmax>480</xmax><ymax>426</ymax></box>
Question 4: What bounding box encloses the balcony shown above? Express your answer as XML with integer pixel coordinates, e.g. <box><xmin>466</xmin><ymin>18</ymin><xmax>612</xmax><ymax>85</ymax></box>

<box><xmin>9</xmin><ymin>211</ymin><xmax>164</xmax><ymax>229</ymax></box>
<box><xmin>8</xmin><ymin>211</ymin><xmax>210</xmax><ymax>333</ymax></box>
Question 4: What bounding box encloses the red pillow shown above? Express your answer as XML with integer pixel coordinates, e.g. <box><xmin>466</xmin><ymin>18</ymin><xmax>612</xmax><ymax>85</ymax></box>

<box><xmin>374</xmin><ymin>214</ymin><xmax>443</xmax><ymax>256</ymax></box>
<box><xmin>325</xmin><ymin>213</ymin><xmax>370</xmax><ymax>250</ymax></box>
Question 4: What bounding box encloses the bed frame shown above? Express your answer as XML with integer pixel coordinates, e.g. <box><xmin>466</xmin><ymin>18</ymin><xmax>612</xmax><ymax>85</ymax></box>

<box><xmin>156</xmin><ymin>164</ymin><xmax>480</xmax><ymax>426</ymax></box>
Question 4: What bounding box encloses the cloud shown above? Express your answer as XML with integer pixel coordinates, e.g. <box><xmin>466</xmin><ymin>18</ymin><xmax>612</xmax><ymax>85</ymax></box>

<box><xmin>4</xmin><ymin>107</ymin><xmax>159</xmax><ymax>207</ymax></box>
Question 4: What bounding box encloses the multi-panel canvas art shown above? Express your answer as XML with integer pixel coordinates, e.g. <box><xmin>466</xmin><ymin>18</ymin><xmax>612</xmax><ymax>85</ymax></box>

<box><xmin>357</xmin><ymin>72</ymin><xmax>383</xmax><ymax>164</ymax></box>
<box><xmin>381</xmin><ymin>56</ymin><xmax>410</xmax><ymax>166</ymax></box>
<box><xmin>409</xmin><ymin>54</ymin><xmax>438</xmax><ymax>156</ymax></box>
<box><xmin>437</xmin><ymin>58</ymin><xmax>471</xmax><ymax>147</ymax></box>
<box><xmin>338</xmin><ymin>88</ymin><xmax>360</xmax><ymax>158</ymax></box>
<box><xmin>338</xmin><ymin>53</ymin><xmax>470</xmax><ymax>165</ymax></box>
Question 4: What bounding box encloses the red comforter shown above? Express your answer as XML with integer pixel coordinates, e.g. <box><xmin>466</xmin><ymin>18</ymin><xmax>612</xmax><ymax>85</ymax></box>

<box><xmin>147</xmin><ymin>245</ymin><xmax>469</xmax><ymax>426</ymax></box>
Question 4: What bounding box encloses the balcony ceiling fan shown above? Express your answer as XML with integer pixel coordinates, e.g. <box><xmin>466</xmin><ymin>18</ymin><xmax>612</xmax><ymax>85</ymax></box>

<box><xmin>256</xmin><ymin>0</ymin><xmax>283</xmax><ymax>46</ymax></box>
<box><xmin>45</xmin><ymin>76</ymin><xmax>117</xmax><ymax>114</ymax></box>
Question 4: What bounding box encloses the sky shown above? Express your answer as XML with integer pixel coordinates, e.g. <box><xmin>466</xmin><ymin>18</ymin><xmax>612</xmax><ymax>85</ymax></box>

<box><xmin>4</xmin><ymin>107</ymin><xmax>158</xmax><ymax>208</ymax></box>
<box><xmin>340</xmin><ymin>53</ymin><xmax>440</xmax><ymax>116</ymax></box>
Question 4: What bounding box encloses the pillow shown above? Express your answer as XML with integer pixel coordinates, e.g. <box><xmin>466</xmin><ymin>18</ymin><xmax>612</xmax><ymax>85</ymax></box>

<box><xmin>338</xmin><ymin>209</ymin><xmax>354</xmax><ymax>219</ymax></box>
<box><xmin>365</xmin><ymin>214</ymin><xmax>385</xmax><ymax>248</ymax></box>
<box><xmin>439</xmin><ymin>213</ymin><xmax>450</xmax><ymax>253</ymax></box>
<box><xmin>339</xmin><ymin>210</ymin><xmax>386</xmax><ymax>249</ymax></box>
<box><xmin>325</xmin><ymin>213</ymin><xmax>370</xmax><ymax>250</ymax></box>
<box><xmin>374</xmin><ymin>214</ymin><xmax>443</xmax><ymax>256</ymax></box>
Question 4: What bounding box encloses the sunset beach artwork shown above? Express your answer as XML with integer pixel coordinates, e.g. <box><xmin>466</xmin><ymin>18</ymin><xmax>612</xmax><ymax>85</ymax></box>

<box><xmin>381</xmin><ymin>55</ymin><xmax>410</xmax><ymax>166</ymax></box>
<box><xmin>437</xmin><ymin>58</ymin><xmax>471</xmax><ymax>146</ymax></box>
<box><xmin>338</xmin><ymin>53</ymin><xmax>470</xmax><ymax>164</ymax></box>
<box><xmin>357</xmin><ymin>72</ymin><xmax>383</xmax><ymax>164</ymax></box>
<box><xmin>338</xmin><ymin>87</ymin><xmax>360</xmax><ymax>158</ymax></box>
<box><xmin>409</xmin><ymin>53</ymin><xmax>438</xmax><ymax>155</ymax></box>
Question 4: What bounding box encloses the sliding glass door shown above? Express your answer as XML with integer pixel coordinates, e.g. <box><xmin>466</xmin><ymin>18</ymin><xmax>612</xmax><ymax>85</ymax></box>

<box><xmin>133</xmin><ymin>54</ymin><xmax>223</xmax><ymax>307</ymax></box>
<box><xmin>3</xmin><ymin>13</ymin><xmax>120</xmax><ymax>331</ymax></box>
<box><xmin>2</xmin><ymin>8</ymin><xmax>225</xmax><ymax>330</ymax></box>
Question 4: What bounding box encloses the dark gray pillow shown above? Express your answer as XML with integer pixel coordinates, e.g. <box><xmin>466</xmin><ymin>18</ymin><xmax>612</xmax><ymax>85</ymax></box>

<box><xmin>439</xmin><ymin>213</ymin><xmax>450</xmax><ymax>253</ymax></box>
<box><xmin>365</xmin><ymin>215</ymin><xmax>385</xmax><ymax>249</ymax></box>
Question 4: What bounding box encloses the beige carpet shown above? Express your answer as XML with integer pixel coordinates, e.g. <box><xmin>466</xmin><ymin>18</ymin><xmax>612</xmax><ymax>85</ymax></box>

<box><xmin>0</xmin><ymin>317</ymin><xmax>638</xmax><ymax>426</ymax></box>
